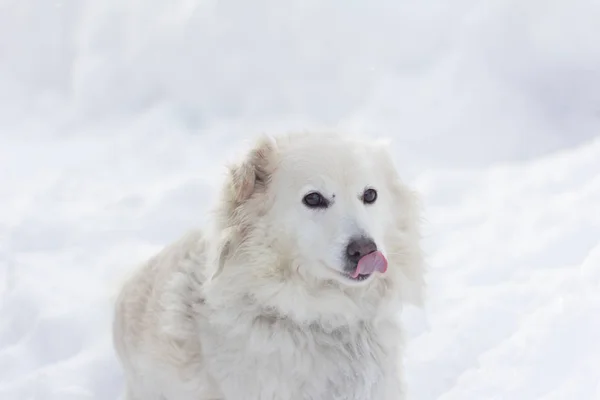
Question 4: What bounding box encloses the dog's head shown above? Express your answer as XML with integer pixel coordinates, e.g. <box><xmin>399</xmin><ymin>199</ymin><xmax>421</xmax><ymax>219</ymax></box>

<box><xmin>206</xmin><ymin>132</ymin><xmax>424</xmax><ymax>323</ymax></box>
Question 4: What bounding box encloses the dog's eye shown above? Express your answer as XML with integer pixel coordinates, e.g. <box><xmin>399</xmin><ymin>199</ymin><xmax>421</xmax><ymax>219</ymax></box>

<box><xmin>362</xmin><ymin>188</ymin><xmax>378</xmax><ymax>204</ymax></box>
<box><xmin>303</xmin><ymin>192</ymin><xmax>328</xmax><ymax>209</ymax></box>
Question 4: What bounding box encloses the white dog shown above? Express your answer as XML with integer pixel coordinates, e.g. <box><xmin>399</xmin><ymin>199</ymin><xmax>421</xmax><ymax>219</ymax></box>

<box><xmin>112</xmin><ymin>132</ymin><xmax>425</xmax><ymax>400</ymax></box>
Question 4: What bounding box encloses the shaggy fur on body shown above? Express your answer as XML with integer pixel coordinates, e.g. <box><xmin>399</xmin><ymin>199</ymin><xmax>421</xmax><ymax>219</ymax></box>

<box><xmin>112</xmin><ymin>132</ymin><xmax>425</xmax><ymax>400</ymax></box>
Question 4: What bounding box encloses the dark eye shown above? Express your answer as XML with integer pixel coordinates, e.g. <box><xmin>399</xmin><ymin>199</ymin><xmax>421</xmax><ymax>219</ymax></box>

<box><xmin>362</xmin><ymin>188</ymin><xmax>377</xmax><ymax>204</ymax></box>
<box><xmin>303</xmin><ymin>192</ymin><xmax>328</xmax><ymax>209</ymax></box>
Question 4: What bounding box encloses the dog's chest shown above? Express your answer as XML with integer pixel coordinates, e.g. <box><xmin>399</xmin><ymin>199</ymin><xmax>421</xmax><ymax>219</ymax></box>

<box><xmin>203</xmin><ymin>319</ymin><xmax>392</xmax><ymax>400</ymax></box>
<box><xmin>300</xmin><ymin>326</ymin><xmax>387</xmax><ymax>399</ymax></box>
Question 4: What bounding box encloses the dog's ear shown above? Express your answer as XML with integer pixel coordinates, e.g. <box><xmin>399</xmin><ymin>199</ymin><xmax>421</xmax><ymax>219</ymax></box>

<box><xmin>375</xmin><ymin>140</ymin><xmax>426</xmax><ymax>307</ymax></box>
<box><xmin>228</xmin><ymin>135</ymin><xmax>277</xmax><ymax>204</ymax></box>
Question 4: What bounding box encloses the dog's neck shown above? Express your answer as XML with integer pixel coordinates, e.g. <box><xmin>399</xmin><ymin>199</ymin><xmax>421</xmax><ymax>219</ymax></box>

<box><xmin>202</xmin><ymin>269</ymin><xmax>400</xmax><ymax>334</ymax></box>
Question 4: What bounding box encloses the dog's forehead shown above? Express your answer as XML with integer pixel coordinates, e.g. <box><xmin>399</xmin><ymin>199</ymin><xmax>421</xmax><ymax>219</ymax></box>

<box><xmin>276</xmin><ymin>140</ymin><xmax>381</xmax><ymax>188</ymax></box>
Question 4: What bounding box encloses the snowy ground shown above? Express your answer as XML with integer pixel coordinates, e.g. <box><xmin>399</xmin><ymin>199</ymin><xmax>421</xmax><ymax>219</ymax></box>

<box><xmin>1</xmin><ymin>1</ymin><xmax>600</xmax><ymax>399</ymax></box>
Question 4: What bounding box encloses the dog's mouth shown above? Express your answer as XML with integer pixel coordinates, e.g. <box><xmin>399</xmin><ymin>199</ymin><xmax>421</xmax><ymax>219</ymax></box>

<box><xmin>342</xmin><ymin>272</ymin><xmax>373</xmax><ymax>281</ymax></box>
<box><xmin>342</xmin><ymin>251</ymin><xmax>388</xmax><ymax>283</ymax></box>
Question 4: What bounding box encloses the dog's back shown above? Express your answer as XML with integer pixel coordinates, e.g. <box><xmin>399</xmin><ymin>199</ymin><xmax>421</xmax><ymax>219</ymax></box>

<box><xmin>112</xmin><ymin>230</ymin><xmax>221</xmax><ymax>400</ymax></box>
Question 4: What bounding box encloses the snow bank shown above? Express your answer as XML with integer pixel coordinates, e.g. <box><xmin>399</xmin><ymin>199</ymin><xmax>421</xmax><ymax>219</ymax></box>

<box><xmin>405</xmin><ymin>137</ymin><xmax>600</xmax><ymax>399</ymax></box>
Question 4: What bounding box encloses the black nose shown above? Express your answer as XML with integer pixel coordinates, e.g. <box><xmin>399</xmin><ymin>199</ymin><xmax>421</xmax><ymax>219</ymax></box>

<box><xmin>346</xmin><ymin>236</ymin><xmax>377</xmax><ymax>264</ymax></box>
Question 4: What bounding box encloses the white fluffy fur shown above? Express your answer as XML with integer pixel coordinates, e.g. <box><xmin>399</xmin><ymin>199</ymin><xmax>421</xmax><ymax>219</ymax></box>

<box><xmin>112</xmin><ymin>132</ymin><xmax>425</xmax><ymax>400</ymax></box>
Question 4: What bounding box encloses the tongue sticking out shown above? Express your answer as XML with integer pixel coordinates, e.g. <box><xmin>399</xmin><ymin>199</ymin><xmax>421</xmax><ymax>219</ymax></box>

<box><xmin>351</xmin><ymin>251</ymin><xmax>388</xmax><ymax>278</ymax></box>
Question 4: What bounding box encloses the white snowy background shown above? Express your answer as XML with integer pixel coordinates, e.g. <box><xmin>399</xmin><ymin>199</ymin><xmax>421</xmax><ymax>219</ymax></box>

<box><xmin>1</xmin><ymin>0</ymin><xmax>600</xmax><ymax>399</ymax></box>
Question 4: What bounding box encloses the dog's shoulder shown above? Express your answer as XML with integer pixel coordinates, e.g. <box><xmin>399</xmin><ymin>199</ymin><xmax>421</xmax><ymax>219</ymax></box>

<box><xmin>113</xmin><ymin>230</ymin><xmax>208</xmax><ymax>355</ymax></box>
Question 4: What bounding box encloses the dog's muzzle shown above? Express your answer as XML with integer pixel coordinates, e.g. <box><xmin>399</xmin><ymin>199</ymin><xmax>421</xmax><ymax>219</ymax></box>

<box><xmin>343</xmin><ymin>236</ymin><xmax>388</xmax><ymax>281</ymax></box>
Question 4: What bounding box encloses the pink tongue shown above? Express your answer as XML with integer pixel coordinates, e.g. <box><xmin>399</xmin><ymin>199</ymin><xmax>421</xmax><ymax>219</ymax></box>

<box><xmin>352</xmin><ymin>251</ymin><xmax>388</xmax><ymax>278</ymax></box>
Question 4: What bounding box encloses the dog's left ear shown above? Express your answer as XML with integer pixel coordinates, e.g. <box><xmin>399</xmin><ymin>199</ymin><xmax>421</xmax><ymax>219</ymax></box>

<box><xmin>374</xmin><ymin>139</ymin><xmax>426</xmax><ymax>307</ymax></box>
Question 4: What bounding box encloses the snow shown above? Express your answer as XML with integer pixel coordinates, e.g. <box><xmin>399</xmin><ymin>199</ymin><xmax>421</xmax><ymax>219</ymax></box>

<box><xmin>1</xmin><ymin>0</ymin><xmax>599</xmax><ymax>399</ymax></box>
<box><xmin>406</xmin><ymin>139</ymin><xmax>600</xmax><ymax>399</ymax></box>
